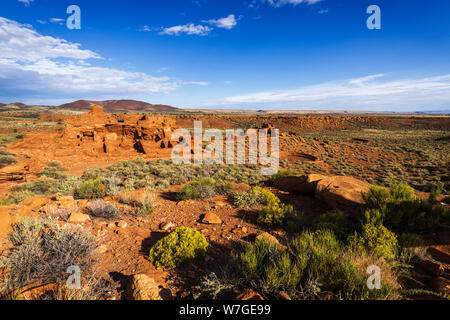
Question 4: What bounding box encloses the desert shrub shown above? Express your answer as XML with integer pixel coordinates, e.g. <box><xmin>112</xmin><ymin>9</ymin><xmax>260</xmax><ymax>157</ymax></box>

<box><xmin>363</xmin><ymin>183</ymin><xmax>450</xmax><ymax>233</ymax></box>
<box><xmin>193</xmin><ymin>272</ymin><xmax>236</xmax><ymax>299</ymax></box>
<box><xmin>81</xmin><ymin>168</ymin><xmax>109</xmax><ymax>181</ymax></box>
<box><xmin>429</xmin><ymin>183</ymin><xmax>444</xmax><ymax>203</ymax></box>
<box><xmin>88</xmin><ymin>200</ymin><xmax>118</xmax><ymax>219</ymax></box>
<box><xmin>37</xmin><ymin>163</ymin><xmax>69</xmax><ymax>180</ymax></box>
<box><xmin>47</xmin><ymin>204</ymin><xmax>79</xmax><ymax>222</ymax></box>
<box><xmin>177</xmin><ymin>178</ymin><xmax>233</xmax><ymax>200</ymax></box>
<box><xmin>231</xmin><ymin>230</ymin><xmax>399</xmax><ymax>299</ymax></box>
<box><xmin>107</xmin><ymin>158</ymin><xmax>151</xmax><ymax>190</ymax></box>
<box><xmin>258</xmin><ymin>197</ymin><xmax>298</xmax><ymax>227</ymax></box>
<box><xmin>1</xmin><ymin>190</ymin><xmax>35</xmax><ymax>205</ymax></box>
<box><xmin>120</xmin><ymin>190</ymin><xmax>155</xmax><ymax>217</ymax></box>
<box><xmin>0</xmin><ymin>154</ymin><xmax>17</xmax><ymax>168</ymax></box>
<box><xmin>232</xmin><ymin>186</ymin><xmax>279</xmax><ymax>209</ymax></box>
<box><xmin>348</xmin><ymin>223</ymin><xmax>399</xmax><ymax>261</ymax></box>
<box><xmin>103</xmin><ymin>174</ymin><xmax>121</xmax><ymax>196</ymax></box>
<box><xmin>232</xmin><ymin>237</ymin><xmax>303</xmax><ymax>296</ymax></box>
<box><xmin>312</xmin><ymin>211</ymin><xmax>356</xmax><ymax>242</ymax></box>
<box><xmin>149</xmin><ymin>227</ymin><xmax>209</xmax><ymax>269</ymax></box>
<box><xmin>148</xmin><ymin>160</ymin><xmax>266</xmax><ymax>186</ymax></box>
<box><xmin>398</xmin><ymin>233</ymin><xmax>427</xmax><ymax>263</ymax></box>
<box><xmin>75</xmin><ymin>179</ymin><xmax>107</xmax><ymax>199</ymax></box>
<box><xmin>137</xmin><ymin>203</ymin><xmax>155</xmax><ymax>217</ymax></box>
<box><xmin>0</xmin><ymin>217</ymin><xmax>101</xmax><ymax>299</ymax></box>
<box><xmin>11</xmin><ymin>174</ymin><xmax>79</xmax><ymax>199</ymax></box>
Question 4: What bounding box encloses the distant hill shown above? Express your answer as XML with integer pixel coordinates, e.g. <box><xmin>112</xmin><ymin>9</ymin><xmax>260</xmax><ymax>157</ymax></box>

<box><xmin>1</xmin><ymin>102</ymin><xmax>27</xmax><ymax>109</ymax></box>
<box><xmin>58</xmin><ymin>100</ymin><xmax>178</xmax><ymax>113</ymax></box>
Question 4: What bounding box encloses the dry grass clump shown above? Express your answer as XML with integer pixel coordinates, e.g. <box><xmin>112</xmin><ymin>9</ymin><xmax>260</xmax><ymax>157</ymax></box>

<box><xmin>0</xmin><ymin>217</ymin><xmax>115</xmax><ymax>300</ymax></box>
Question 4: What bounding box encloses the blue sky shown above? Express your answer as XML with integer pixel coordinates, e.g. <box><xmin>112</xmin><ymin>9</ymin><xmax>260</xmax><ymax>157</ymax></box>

<box><xmin>0</xmin><ymin>0</ymin><xmax>449</xmax><ymax>111</ymax></box>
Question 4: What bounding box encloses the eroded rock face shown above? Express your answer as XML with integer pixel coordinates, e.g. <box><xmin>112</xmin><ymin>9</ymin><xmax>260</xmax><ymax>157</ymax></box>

<box><xmin>61</xmin><ymin>105</ymin><xmax>179</xmax><ymax>155</ymax></box>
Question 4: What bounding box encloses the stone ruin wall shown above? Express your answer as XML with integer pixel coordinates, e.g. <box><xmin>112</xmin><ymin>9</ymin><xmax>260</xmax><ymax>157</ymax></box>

<box><xmin>61</xmin><ymin>105</ymin><xmax>179</xmax><ymax>155</ymax></box>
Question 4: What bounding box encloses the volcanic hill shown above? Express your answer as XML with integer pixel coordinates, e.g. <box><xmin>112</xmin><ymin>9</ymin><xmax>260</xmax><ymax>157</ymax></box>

<box><xmin>59</xmin><ymin>99</ymin><xmax>178</xmax><ymax>113</ymax></box>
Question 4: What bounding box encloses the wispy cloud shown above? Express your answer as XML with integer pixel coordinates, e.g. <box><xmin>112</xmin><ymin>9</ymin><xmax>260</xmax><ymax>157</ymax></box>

<box><xmin>225</xmin><ymin>74</ymin><xmax>450</xmax><ymax>111</ymax></box>
<box><xmin>261</xmin><ymin>0</ymin><xmax>322</xmax><ymax>8</ymax></box>
<box><xmin>49</xmin><ymin>18</ymin><xmax>65</xmax><ymax>25</ymax></box>
<box><xmin>160</xmin><ymin>23</ymin><xmax>212</xmax><ymax>36</ymax></box>
<box><xmin>17</xmin><ymin>0</ymin><xmax>34</xmax><ymax>6</ymax></box>
<box><xmin>203</xmin><ymin>14</ymin><xmax>239</xmax><ymax>30</ymax></box>
<box><xmin>0</xmin><ymin>17</ymin><xmax>206</xmax><ymax>102</ymax></box>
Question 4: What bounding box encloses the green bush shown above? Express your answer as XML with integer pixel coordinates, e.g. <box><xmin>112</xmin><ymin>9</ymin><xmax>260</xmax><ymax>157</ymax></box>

<box><xmin>231</xmin><ymin>229</ymin><xmax>399</xmax><ymax>299</ymax></box>
<box><xmin>149</xmin><ymin>227</ymin><xmax>209</xmax><ymax>269</ymax></box>
<box><xmin>177</xmin><ymin>178</ymin><xmax>233</xmax><ymax>201</ymax></box>
<box><xmin>349</xmin><ymin>223</ymin><xmax>399</xmax><ymax>261</ymax></box>
<box><xmin>363</xmin><ymin>182</ymin><xmax>449</xmax><ymax>233</ymax></box>
<box><xmin>232</xmin><ymin>186</ymin><xmax>279</xmax><ymax>209</ymax></box>
<box><xmin>312</xmin><ymin>211</ymin><xmax>355</xmax><ymax>241</ymax></box>
<box><xmin>258</xmin><ymin>198</ymin><xmax>298</xmax><ymax>227</ymax></box>
<box><xmin>233</xmin><ymin>237</ymin><xmax>303</xmax><ymax>296</ymax></box>
<box><xmin>75</xmin><ymin>179</ymin><xmax>107</xmax><ymax>199</ymax></box>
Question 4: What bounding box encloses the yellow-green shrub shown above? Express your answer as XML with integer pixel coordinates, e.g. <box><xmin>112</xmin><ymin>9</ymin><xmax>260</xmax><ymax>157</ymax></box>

<box><xmin>149</xmin><ymin>227</ymin><xmax>209</xmax><ymax>269</ymax></box>
<box><xmin>258</xmin><ymin>200</ymin><xmax>297</xmax><ymax>227</ymax></box>
<box><xmin>349</xmin><ymin>223</ymin><xmax>399</xmax><ymax>261</ymax></box>
<box><xmin>232</xmin><ymin>186</ymin><xmax>279</xmax><ymax>209</ymax></box>
<box><xmin>75</xmin><ymin>179</ymin><xmax>107</xmax><ymax>199</ymax></box>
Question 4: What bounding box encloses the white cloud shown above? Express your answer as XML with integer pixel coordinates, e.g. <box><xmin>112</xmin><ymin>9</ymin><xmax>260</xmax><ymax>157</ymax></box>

<box><xmin>0</xmin><ymin>17</ymin><xmax>206</xmax><ymax>101</ymax></box>
<box><xmin>0</xmin><ymin>17</ymin><xmax>100</xmax><ymax>61</ymax></box>
<box><xmin>160</xmin><ymin>24</ymin><xmax>212</xmax><ymax>36</ymax></box>
<box><xmin>157</xmin><ymin>67</ymin><xmax>168</xmax><ymax>73</ymax></box>
<box><xmin>318</xmin><ymin>8</ymin><xmax>329</xmax><ymax>14</ymax></box>
<box><xmin>49</xmin><ymin>18</ymin><xmax>65</xmax><ymax>25</ymax></box>
<box><xmin>17</xmin><ymin>0</ymin><xmax>34</xmax><ymax>6</ymax></box>
<box><xmin>183</xmin><ymin>81</ymin><xmax>209</xmax><ymax>86</ymax></box>
<box><xmin>225</xmin><ymin>74</ymin><xmax>450</xmax><ymax>110</ymax></box>
<box><xmin>265</xmin><ymin>0</ymin><xmax>322</xmax><ymax>8</ymax></box>
<box><xmin>204</xmin><ymin>14</ymin><xmax>238</xmax><ymax>30</ymax></box>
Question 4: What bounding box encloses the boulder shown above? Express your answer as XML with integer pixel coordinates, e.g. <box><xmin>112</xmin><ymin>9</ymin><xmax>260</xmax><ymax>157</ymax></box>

<box><xmin>236</xmin><ymin>288</ymin><xmax>264</xmax><ymax>300</ymax></box>
<box><xmin>273</xmin><ymin>174</ymin><xmax>326</xmax><ymax>194</ymax></box>
<box><xmin>256</xmin><ymin>232</ymin><xmax>279</xmax><ymax>244</ymax></box>
<box><xmin>126</xmin><ymin>274</ymin><xmax>162</xmax><ymax>300</ymax></box>
<box><xmin>202</xmin><ymin>212</ymin><xmax>222</xmax><ymax>225</ymax></box>
<box><xmin>314</xmin><ymin>176</ymin><xmax>373</xmax><ymax>215</ymax></box>
<box><xmin>68</xmin><ymin>211</ymin><xmax>91</xmax><ymax>223</ymax></box>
